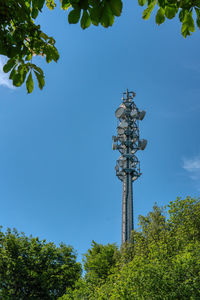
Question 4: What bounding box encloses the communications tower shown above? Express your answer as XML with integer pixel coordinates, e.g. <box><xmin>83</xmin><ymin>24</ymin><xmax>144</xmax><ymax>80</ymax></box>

<box><xmin>112</xmin><ymin>89</ymin><xmax>147</xmax><ymax>244</ymax></box>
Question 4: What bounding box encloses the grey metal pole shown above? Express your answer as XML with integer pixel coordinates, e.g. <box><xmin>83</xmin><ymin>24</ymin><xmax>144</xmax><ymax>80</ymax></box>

<box><xmin>122</xmin><ymin>179</ymin><xmax>126</xmax><ymax>244</ymax></box>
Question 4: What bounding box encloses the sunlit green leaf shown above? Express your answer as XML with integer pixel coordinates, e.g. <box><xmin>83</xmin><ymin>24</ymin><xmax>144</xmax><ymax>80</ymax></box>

<box><xmin>179</xmin><ymin>9</ymin><xmax>185</xmax><ymax>22</ymax></box>
<box><xmin>187</xmin><ymin>12</ymin><xmax>195</xmax><ymax>32</ymax></box>
<box><xmin>181</xmin><ymin>10</ymin><xmax>195</xmax><ymax>38</ymax></box>
<box><xmin>26</xmin><ymin>53</ymin><xmax>32</xmax><ymax>61</ymax></box>
<box><xmin>46</xmin><ymin>0</ymin><xmax>56</xmax><ymax>10</ymax></box>
<box><xmin>142</xmin><ymin>1</ymin><xmax>156</xmax><ymax>20</ymax></box>
<box><xmin>138</xmin><ymin>0</ymin><xmax>146</xmax><ymax>6</ymax></box>
<box><xmin>34</xmin><ymin>71</ymin><xmax>45</xmax><ymax>90</ymax></box>
<box><xmin>100</xmin><ymin>3</ymin><xmax>114</xmax><ymax>28</ymax></box>
<box><xmin>81</xmin><ymin>11</ymin><xmax>91</xmax><ymax>29</ymax></box>
<box><xmin>26</xmin><ymin>72</ymin><xmax>34</xmax><ymax>93</ymax></box>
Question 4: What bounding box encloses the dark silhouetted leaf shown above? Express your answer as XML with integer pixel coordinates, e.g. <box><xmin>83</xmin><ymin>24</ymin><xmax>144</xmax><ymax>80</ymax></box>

<box><xmin>68</xmin><ymin>8</ymin><xmax>81</xmax><ymax>24</ymax></box>
<box><xmin>3</xmin><ymin>59</ymin><xmax>16</xmax><ymax>73</ymax></box>
<box><xmin>165</xmin><ymin>6</ymin><xmax>177</xmax><ymax>19</ymax></box>
<box><xmin>90</xmin><ymin>6</ymin><xmax>101</xmax><ymax>26</ymax></box>
<box><xmin>109</xmin><ymin>0</ymin><xmax>123</xmax><ymax>17</ymax></box>
<box><xmin>32</xmin><ymin>7</ymin><xmax>39</xmax><ymax>19</ymax></box>
<box><xmin>156</xmin><ymin>7</ymin><xmax>165</xmax><ymax>24</ymax></box>
<box><xmin>13</xmin><ymin>73</ymin><xmax>23</xmax><ymax>87</ymax></box>
<box><xmin>37</xmin><ymin>0</ymin><xmax>45</xmax><ymax>11</ymax></box>
<box><xmin>62</xmin><ymin>0</ymin><xmax>71</xmax><ymax>10</ymax></box>
<box><xmin>195</xmin><ymin>8</ymin><xmax>200</xmax><ymax>29</ymax></box>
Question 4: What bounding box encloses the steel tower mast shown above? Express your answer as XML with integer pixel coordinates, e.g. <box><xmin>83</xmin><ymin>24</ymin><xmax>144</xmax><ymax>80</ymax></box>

<box><xmin>112</xmin><ymin>89</ymin><xmax>147</xmax><ymax>244</ymax></box>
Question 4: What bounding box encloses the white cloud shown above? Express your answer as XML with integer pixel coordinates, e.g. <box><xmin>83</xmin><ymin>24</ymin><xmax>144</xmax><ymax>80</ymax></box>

<box><xmin>182</xmin><ymin>156</ymin><xmax>200</xmax><ymax>181</ymax></box>
<box><xmin>0</xmin><ymin>56</ymin><xmax>15</xmax><ymax>89</ymax></box>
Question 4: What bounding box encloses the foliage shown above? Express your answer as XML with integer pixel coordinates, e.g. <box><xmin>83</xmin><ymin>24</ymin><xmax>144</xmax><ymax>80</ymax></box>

<box><xmin>61</xmin><ymin>196</ymin><xmax>200</xmax><ymax>299</ymax></box>
<box><xmin>83</xmin><ymin>240</ymin><xmax>119</xmax><ymax>284</ymax></box>
<box><xmin>0</xmin><ymin>227</ymin><xmax>81</xmax><ymax>299</ymax></box>
<box><xmin>139</xmin><ymin>0</ymin><xmax>200</xmax><ymax>38</ymax></box>
<box><xmin>0</xmin><ymin>0</ymin><xmax>59</xmax><ymax>93</ymax></box>
<box><xmin>1</xmin><ymin>0</ymin><xmax>199</xmax><ymax>94</ymax></box>
<box><xmin>59</xmin><ymin>241</ymin><xmax>119</xmax><ymax>299</ymax></box>
<box><xmin>0</xmin><ymin>0</ymin><xmax>122</xmax><ymax>93</ymax></box>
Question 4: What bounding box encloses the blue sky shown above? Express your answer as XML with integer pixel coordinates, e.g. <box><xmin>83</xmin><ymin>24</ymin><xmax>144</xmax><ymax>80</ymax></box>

<box><xmin>0</xmin><ymin>1</ymin><xmax>200</xmax><ymax>260</ymax></box>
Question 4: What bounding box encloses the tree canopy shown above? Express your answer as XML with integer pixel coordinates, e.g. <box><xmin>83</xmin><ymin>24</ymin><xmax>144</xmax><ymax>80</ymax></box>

<box><xmin>60</xmin><ymin>197</ymin><xmax>200</xmax><ymax>299</ymax></box>
<box><xmin>0</xmin><ymin>227</ymin><xmax>81</xmax><ymax>299</ymax></box>
<box><xmin>1</xmin><ymin>0</ymin><xmax>199</xmax><ymax>93</ymax></box>
<box><xmin>0</xmin><ymin>197</ymin><xmax>199</xmax><ymax>298</ymax></box>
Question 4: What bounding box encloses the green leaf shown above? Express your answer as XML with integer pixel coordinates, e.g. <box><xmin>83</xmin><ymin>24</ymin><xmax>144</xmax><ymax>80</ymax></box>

<box><xmin>34</xmin><ymin>71</ymin><xmax>45</xmax><ymax>90</ymax></box>
<box><xmin>100</xmin><ymin>3</ymin><xmax>114</xmax><ymax>28</ymax></box>
<box><xmin>165</xmin><ymin>6</ymin><xmax>177</xmax><ymax>20</ymax></box>
<box><xmin>90</xmin><ymin>6</ymin><xmax>101</xmax><ymax>26</ymax></box>
<box><xmin>32</xmin><ymin>65</ymin><xmax>44</xmax><ymax>76</ymax></box>
<box><xmin>197</xmin><ymin>17</ymin><xmax>200</xmax><ymax>29</ymax></box>
<box><xmin>62</xmin><ymin>0</ymin><xmax>71</xmax><ymax>10</ymax></box>
<box><xmin>157</xmin><ymin>0</ymin><xmax>165</xmax><ymax>8</ymax></box>
<box><xmin>79</xmin><ymin>0</ymin><xmax>89</xmax><ymax>10</ymax></box>
<box><xmin>68</xmin><ymin>8</ymin><xmax>81</xmax><ymax>24</ymax></box>
<box><xmin>7</xmin><ymin>46</ymin><xmax>19</xmax><ymax>58</ymax></box>
<box><xmin>48</xmin><ymin>37</ymin><xmax>56</xmax><ymax>45</ymax></box>
<box><xmin>81</xmin><ymin>10</ymin><xmax>91</xmax><ymax>29</ymax></box>
<box><xmin>147</xmin><ymin>0</ymin><xmax>155</xmax><ymax>5</ymax></box>
<box><xmin>51</xmin><ymin>47</ymin><xmax>59</xmax><ymax>62</ymax></box>
<box><xmin>26</xmin><ymin>72</ymin><xmax>34</xmax><ymax>93</ymax></box>
<box><xmin>9</xmin><ymin>67</ymin><xmax>17</xmax><ymax>80</ymax></box>
<box><xmin>195</xmin><ymin>7</ymin><xmax>200</xmax><ymax>18</ymax></box>
<box><xmin>187</xmin><ymin>12</ymin><xmax>195</xmax><ymax>32</ymax></box>
<box><xmin>26</xmin><ymin>53</ymin><xmax>32</xmax><ymax>61</ymax></box>
<box><xmin>22</xmin><ymin>68</ymin><xmax>29</xmax><ymax>84</ymax></box>
<box><xmin>195</xmin><ymin>8</ymin><xmax>200</xmax><ymax>29</ymax></box>
<box><xmin>138</xmin><ymin>0</ymin><xmax>146</xmax><ymax>6</ymax></box>
<box><xmin>181</xmin><ymin>11</ymin><xmax>195</xmax><ymax>38</ymax></box>
<box><xmin>18</xmin><ymin>65</ymin><xmax>29</xmax><ymax>85</ymax></box>
<box><xmin>109</xmin><ymin>0</ymin><xmax>123</xmax><ymax>17</ymax></box>
<box><xmin>155</xmin><ymin>7</ymin><xmax>165</xmax><ymax>24</ymax></box>
<box><xmin>142</xmin><ymin>1</ymin><xmax>156</xmax><ymax>20</ymax></box>
<box><xmin>37</xmin><ymin>0</ymin><xmax>45</xmax><ymax>11</ymax></box>
<box><xmin>46</xmin><ymin>0</ymin><xmax>56</xmax><ymax>10</ymax></box>
<box><xmin>13</xmin><ymin>73</ymin><xmax>23</xmax><ymax>87</ymax></box>
<box><xmin>32</xmin><ymin>7</ymin><xmax>39</xmax><ymax>19</ymax></box>
<box><xmin>40</xmin><ymin>32</ymin><xmax>49</xmax><ymax>41</ymax></box>
<box><xmin>3</xmin><ymin>59</ymin><xmax>16</xmax><ymax>73</ymax></box>
<box><xmin>179</xmin><ymin>9</ymin><xmax>185</xmax><ymax>22</ymax></box>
